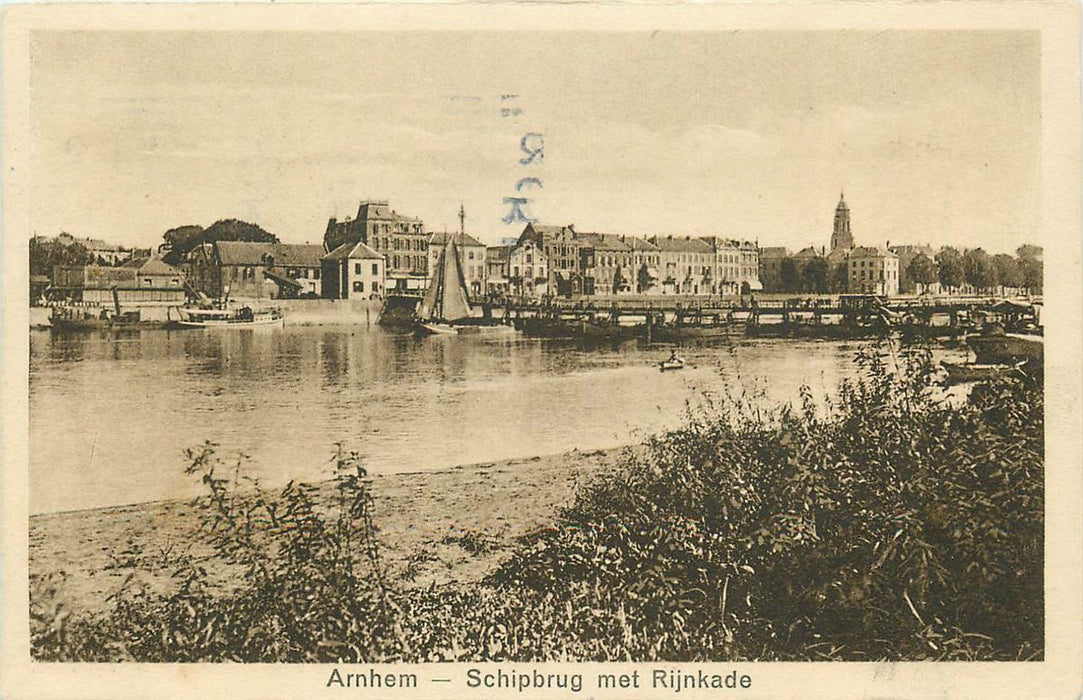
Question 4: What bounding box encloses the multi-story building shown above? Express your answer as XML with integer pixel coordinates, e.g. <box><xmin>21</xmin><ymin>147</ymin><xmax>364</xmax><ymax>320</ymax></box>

<box><xmin>625</xmin><ymin>236</ymin><xmax>662</xmax><ymax>295</ymax></box>
<box><xmin>518</xmin><ymin>223</ymin><xmax>581</xmax><ymax>296</ymax></box>
<box><xmin>185</xmin><ymin>241</ymin><xmax>325</xmax><ymax>299</ymax></box>
<box><xmin>323</xmin><ymin>200</ymin><xmax>428</xmax><ymax>292</ymax></box>
<box><xmin>848</xmin><ymin>246</ymin><xmax>899</xmax><ymax>296</ymax></box>
<box><xmin>321</xmin><ymin>240</ymin><xmax>386</xmax><ymax>299</ymax></box>
<box><xmin>577</xmin><ymin>233</ymin><xmax>633</xmax><ymax>296</ymax></box>
<box><xmin>508</xmin><ymin>239</ymin><xmax>548</xmax><ymax>298</ymax></box>
<box><xmin>485</xmin><ymin>245</ymin><xmax>513</xmax><ymax>296</ymax></box>
<box><xmin>704</xmin><ymin>238</ymin><xmax>762</xmax><ymax>295</ymax></box>
<box><xmin>428</xmin><ymin>232</ymin><xmax>487</xmax><ymax>297</ymax></box>
<box><xmin>647</xmin><ymin>236</ymin><xmax>715</xmax><ymax>295</ymax></box>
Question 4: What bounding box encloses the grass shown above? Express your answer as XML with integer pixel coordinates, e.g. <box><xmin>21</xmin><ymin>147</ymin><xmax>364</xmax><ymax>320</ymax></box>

<box><xmin>30</xmin><ymin>338</ymin><xmax>1043</xmax><ymax>662</ymax></box>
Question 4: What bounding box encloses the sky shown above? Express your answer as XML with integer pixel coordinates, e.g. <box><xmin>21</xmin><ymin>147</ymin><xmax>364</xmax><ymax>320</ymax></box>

<box><xmin>29</xmin><ymin>30</ymin><xmax>1040</xmax><ymax>253</ymax></box>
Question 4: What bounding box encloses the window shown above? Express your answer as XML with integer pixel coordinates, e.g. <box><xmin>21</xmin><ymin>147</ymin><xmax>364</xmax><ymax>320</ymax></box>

<box><xmin>373</xmin><ymin>282</ymin><xmax>379</xmax><ymax>293</ymax></box>
<box><xmin>314</xmin><ymin>269</ymin><xmax>320</xmax><ymax>280</ymax></box>
<box><xmin>468</xmin><ymin>251</ymin><xmax>475</xmax><ymax>260</ymax></box>
<box><xmin>372</xmin><ymin>263</ymin><xmax>379</xmax><ymax>275</ymax></box>
<box><xmin>354</xmin><ymin>281</ymin><xmax>364</xmax><ymax>293</ymax></box>
<box><xmin>355</xmin><ymin>263</ymin><xmax>362</xmax><ymax>274</ymax></box>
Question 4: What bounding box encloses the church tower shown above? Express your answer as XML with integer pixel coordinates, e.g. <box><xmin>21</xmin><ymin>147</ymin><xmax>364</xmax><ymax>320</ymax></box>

<box><xmin>831</xmin><ymin>192</ymin><xmax>853</xmax><ymax>252</ymax></box>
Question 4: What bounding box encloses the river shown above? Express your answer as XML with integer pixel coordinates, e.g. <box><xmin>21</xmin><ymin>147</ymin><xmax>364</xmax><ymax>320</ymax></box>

<box><xmin>28</xmin><ymin>326</ymin><xmax>935</xmax><ymax>514</ymax></box>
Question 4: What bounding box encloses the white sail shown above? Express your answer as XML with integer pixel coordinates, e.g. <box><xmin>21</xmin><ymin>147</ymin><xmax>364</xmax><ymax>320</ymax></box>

<box><xmin>440</xmin><ymin>240</ymin><xmax>472</xmax><ymax>322</ymax></box>
<box><xmin>417</xmin><ymin>238</ymin><xmax>471</xmax><ymax>323</ymax></box>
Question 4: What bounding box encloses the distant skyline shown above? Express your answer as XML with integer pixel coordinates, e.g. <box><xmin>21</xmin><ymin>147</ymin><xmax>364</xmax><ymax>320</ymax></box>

<box><xmin>30</xmin><ymin>31</ymin><xmax>1040</xmax><ymax>254</ymax></box>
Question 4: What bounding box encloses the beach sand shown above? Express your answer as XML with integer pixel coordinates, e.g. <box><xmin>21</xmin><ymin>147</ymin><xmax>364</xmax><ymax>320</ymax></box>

<box><xmin>29</xmin><ymin>447</ymin><xmax>628</xmax><ymax>617</ymax></box>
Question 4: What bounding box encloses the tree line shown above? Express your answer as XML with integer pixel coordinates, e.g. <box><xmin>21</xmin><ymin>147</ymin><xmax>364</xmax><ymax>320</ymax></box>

<box><xmin>28</xmin><ymin>220</ymin><xmax>280</xmax><ymax>283</ymax></box>
<box><xmin>772</xmin><ymin>245</ymin><xmax>1042</xmax><ymax>295</ymax></box>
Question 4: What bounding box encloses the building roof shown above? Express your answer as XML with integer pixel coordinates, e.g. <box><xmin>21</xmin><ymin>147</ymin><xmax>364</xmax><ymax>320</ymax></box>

<box><xmin>624</xmin><ymin>236</ymin><xmax>660</xmax><ymax>252</ymax></box>
<box><xmin>759</xmin><ymin>246</ymin><xmax>791</xmax><ymax>258</ymax></box>
<box><xmin>137</xmin><ymin>258</ymin><xmax>180</xmax><ymax>275</ymax></box>
<box><xmin>356</xmin><ymin>200</ymin><xmax>422</xmax><ymax>224</ymax></box>
<box><xmin>527</xmin><ymin>224</ymin><xmax>567</xmax><ymax>236</ymax></box>
<box><xmin>486</xmin><ymin>245</ymin><xmax>513</xmax><ymax>262</ymax></box>
<box><xmin>216</xmin><ymin>242</ymin><xmax>325</xmax><ymax>267</ymax></box>
<box><xmin>793</xmin><ymin>246</ymin><xmax>822</xmax><ymax>259</ymax></box>
<box><xmin>889</xmin><ymin>244</ymin><xmax>935</xmax><ymax>256</ymax></box>
<box><xmin>429</xmin><ymin>231</ymin><xmax>485</xmax><ymax>248</ymax></box>
<box><xmin>850</xmin><ymin>245</ymin><xmax>898</xmax><ymax>259</ymax></box>
<box><xmin>647</xmin><ymin>236</ymin><xmax>714</xmax><ymax>254</ymax></box>
<box><xmin>323</xmin><ymin>240</ymin><xmax>383</xmax><ymax>261</ymax></box>
<box><xmin>576</xmin><ymin>232</ymin><xmax>631</xmax><ymax>252</ymax></box>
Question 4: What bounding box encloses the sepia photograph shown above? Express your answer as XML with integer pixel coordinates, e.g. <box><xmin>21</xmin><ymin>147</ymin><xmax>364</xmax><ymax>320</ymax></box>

<box><xmin>3</xmin><ymin>4</ymin><xmax>1081</xmax><ymax>699</ymax></box>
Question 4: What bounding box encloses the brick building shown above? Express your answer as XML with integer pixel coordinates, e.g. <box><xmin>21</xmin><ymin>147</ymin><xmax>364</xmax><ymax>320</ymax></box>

<box><xmin>324</xmin><ymin>200</ymin><xmax>428</xmax><ymax>292</ymax></box>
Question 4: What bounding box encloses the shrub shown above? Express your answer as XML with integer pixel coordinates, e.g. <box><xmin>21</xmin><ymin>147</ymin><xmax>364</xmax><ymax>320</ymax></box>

<box><xmin>32</xmin><ymin>338</ymin><xmax>1043</xmax><ymax>662</ymax></box>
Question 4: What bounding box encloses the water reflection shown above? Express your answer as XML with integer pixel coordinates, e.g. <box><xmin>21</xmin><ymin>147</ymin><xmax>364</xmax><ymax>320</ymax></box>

<box><xmin>29</xmin><ymin>326</ymin><xmax>899</xmax><ymax>514</ymax></box>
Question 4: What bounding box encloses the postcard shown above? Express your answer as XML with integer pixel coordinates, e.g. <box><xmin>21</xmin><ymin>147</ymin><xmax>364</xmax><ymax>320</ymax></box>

<box><xmin>2</xmin><ymin>3</ymin><xmax>1080</xmax><ymax>699</ymax></box>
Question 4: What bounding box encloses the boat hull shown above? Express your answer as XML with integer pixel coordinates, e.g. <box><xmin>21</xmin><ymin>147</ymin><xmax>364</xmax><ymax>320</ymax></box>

<box><xmin>417</xmin><ymin>322</ymin><xmax>460</xmax><ymax>336</ymax></box>
<box><xmin>967</xmin><ymin>333</ymin><xmax>1043</xmax><ymax>365</ymax></box>
<box><xmin>176</xmin><ymin>316</ymin><xmax>284</xmax><ymax>329</ymax></box>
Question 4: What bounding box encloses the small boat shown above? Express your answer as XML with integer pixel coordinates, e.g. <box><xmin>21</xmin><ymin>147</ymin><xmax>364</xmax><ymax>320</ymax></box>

<box><xmin>967</xmin><ymin>330</ymin><xmax>1043</xmax><ymax>365</ymax></box>
<box><xmin>419</xmin><ymin>322</ymin><xmax>459</xmax><ymax>336</ymax></box>
<box><xmin>176</xmin><ymin>305</ymin><xmax>284</xmax><ymax>328</ymax></box>
<box><xmin>658</xmin><ymin>355</ymin><xmax>686</xmax><ymax>372</ymax></box>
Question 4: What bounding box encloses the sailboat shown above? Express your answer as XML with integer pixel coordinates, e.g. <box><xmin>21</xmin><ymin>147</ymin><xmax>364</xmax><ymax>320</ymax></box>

<box><xmin>416</xmin><ymin>237</ymin><xmax>473</xmax><ymax>335</ymax></box>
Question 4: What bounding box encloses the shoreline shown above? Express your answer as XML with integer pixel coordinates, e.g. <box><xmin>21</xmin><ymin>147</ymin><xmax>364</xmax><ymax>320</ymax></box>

<box><xmin>29</xmin><ymin>446</ymin><xmax>629</xmax><ymax>616</ymax></box>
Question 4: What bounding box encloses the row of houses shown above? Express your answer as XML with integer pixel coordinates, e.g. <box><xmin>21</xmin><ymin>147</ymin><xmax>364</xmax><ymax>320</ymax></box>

<box><xmin>490</xmin><ymin>223</ymin><xmax>763</xmax><ymax>299</ymax></box>
<box><xmin>47</xmin><ymin>194</ymin><xmax>917</xmax><ymax>304</ymax></box>
<box><xmin>50</xmin><ymin>257</ymin><xmax>188</xmax><ymax>306</ymax></box>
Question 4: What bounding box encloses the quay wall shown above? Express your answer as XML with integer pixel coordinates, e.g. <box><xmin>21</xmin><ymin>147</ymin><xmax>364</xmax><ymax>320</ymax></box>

<box><xmin>276</xmin><ymin>298</ymin><xmax>384</xmax><ymax>327</ymax></box>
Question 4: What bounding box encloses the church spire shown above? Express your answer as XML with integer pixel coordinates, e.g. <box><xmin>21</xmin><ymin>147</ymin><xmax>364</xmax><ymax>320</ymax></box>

<box><xmin>831</xmin><ymin>191</ymin><xmax>853</xmax><ymax>251</ymax></box>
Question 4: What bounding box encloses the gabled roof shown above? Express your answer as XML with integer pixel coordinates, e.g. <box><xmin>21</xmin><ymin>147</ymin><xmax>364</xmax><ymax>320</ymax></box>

<box><xmin>323</xmin><ymin>240</ymin><xmax>383</xmax><ymax>261</ymax></box>
<box><xmin>759</xmin><ymin>246</ymin><xmax>791</xmax><ymax>257</ymax></box>
<box><xmin>624</xmin><ymin>237</ymin><xmax>660</xmax><ymax>252</ymax></box>
<box><xmin>429</xmin><ymin>231</ymin><xmax>485</xmax><ymax>248</ymax></box>
<box><xmin>136</xmin><ymin>258</ymin><xmax>180</xmax><ymax>275</ymax></box>
<box><xmin>216</xmin><ymin>242</ymin><xmax>325</xmax><ymax>267</ymax></box>
<box><xmin>793</xmin><ymin>246</ymin><xmax>821</xmax><ymax>259</ymax></box>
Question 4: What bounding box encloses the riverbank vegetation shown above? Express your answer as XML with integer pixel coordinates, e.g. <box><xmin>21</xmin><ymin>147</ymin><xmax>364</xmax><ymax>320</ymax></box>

<box><xmin>31</xmin><ymin>340</ymin><xmax>1043</xmax><ymax>662</ymax></box>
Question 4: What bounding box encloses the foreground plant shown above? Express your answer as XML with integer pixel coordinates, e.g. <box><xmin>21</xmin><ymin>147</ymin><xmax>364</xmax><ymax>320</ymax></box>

<box><xmin>32</xmin><ymin>339</ymin><xmax>1043</xmax><ymax>662</ymax></box>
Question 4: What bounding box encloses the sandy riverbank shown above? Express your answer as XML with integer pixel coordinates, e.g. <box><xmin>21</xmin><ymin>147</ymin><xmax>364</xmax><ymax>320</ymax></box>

<box><xmin>29</xmin><ymin>447</ymin><xmax>629</xmax><ymax>617</ymax></box>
